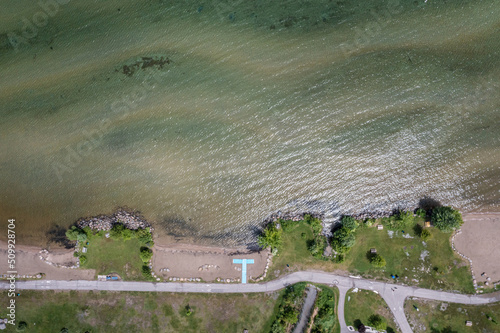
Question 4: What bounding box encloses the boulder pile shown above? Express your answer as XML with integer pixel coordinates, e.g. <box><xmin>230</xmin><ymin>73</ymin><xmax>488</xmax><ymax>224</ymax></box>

<box><xmin>76</xmin><ymin>208</ymin><xmax>152</xmax><ymax>231</ymax></box>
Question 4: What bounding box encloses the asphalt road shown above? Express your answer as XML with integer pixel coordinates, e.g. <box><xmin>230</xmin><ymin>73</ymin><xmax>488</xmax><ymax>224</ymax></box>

<box><xmin>2</xmin><ymin>272</ymin><xmax>499</xmax><ymax>333</ymax></box>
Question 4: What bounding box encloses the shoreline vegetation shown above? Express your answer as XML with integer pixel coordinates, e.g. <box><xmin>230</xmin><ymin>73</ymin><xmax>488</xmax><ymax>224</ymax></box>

<box><xmin>258</xmin><ymin>205</ymin><xmax>478</xmax><ymax>294</ymax></box>
<box><xmin>54</xmin><ymin>204</ymin><xmax>486</xmax><ymax>294</ymax></box>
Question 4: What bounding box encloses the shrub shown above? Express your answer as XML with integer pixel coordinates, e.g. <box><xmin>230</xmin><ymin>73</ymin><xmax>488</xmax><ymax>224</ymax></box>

<box><xmin>122</xmin><ymin>228</ymin><xmax>133</xmax><ymax>241</ymax></box>
<box><xmin>140</xmin><ymin>247</ymin><xmax>153</xmax><ymax>262</ymax></box>
<box><xmin>76</xmin><ymin>232</ymin><xmax>87</xmax><ymax>242</ymax></box>
<box><xmin>431</xmin><ymin>207</ymin><xmax>463</xmax><ymax>232</ymax></box>
<box><xmin>185</xmin><ymin>305</ymin><xmax>193</xmax><ymax>316</ymax></box>
<box><xmin>415</xmin><ymin>208</ymin><xmax>427</xmax><ymax>218</ymax></box>
<box><xmin>334</xmin><ymin>254</ymin><xmax>345</xmax><ymax>263</ymax></box>
<box><xmin>368</xmin><ymin>314</ymin><xmax>387</xmax><ymax>330</ymax></box>
<box><xmin>136</xmin><ymin>227</ymin><xmax>153</xmax><ymax>246</ymax></box>
<box><xmin>258</xmin><ymin>222</ymin><xmax>283</xmax><ymax>251</ymax></box>
<box><xmin>16</xmin><ymin>321</ymin><xmax>28</xmax><ymax>332</ymax></box>
<box><xmin>370</xmin><ymin>254</ymin><xmax>386</xmax><ymax>268</ymax></box>
<box><xmin>110</xmin><ymin>224</ymin><xmax>126</xmax><ymax>240</ymax></box>
<box><xmin>340</xmin><ymin>216</ymin><xmax>358</xmax><ymax>231</ymax></box>
<box><xmin>305</xmin><ymin>215</ymin><xmax>323</xmax><ymax>235</ymax></box>
<box><xmin>65</xmin><ymin>226</ymin><xmax>85</xmax><ymax>241</ymax></box>
<box><xmin>79</xmin><ymin>255</ymin><xmax>87</xmax><ymax>265</ymax></box>
<box><xmin>142</xmin><ymin>265</ymin><xmax>152</xmax><ymax>279</ymax></box>
<box><xmin>308</xmin><ymin>236</ymin><xmax>327</xmax><ymax>258</ymax></box>
<box><xmin>396</xmin><ymin>210</ymin><xmax>414</xmax><ymax>226</ymax></box>
<box><xmin>420</xmin><ymin>229</ymin><xmax>432</xmax><ymax>241</ymax></box>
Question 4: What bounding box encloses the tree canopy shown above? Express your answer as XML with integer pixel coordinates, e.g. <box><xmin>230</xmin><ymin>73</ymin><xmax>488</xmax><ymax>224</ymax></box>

<box><xmin>431</xmin><ymin>207</ymin><xmax>463</xmax><ymax>232</ymax></box>
<box><xmin>258</xmin><ymin>222</ymin><xmax>283</xmax><ymax>251</ymax></box>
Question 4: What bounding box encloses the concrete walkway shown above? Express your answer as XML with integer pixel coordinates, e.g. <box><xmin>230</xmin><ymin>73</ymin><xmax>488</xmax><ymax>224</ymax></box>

<box><xmin>3</xmin><ymin>271</ymin><xmax>499</xmax><ymax>333</ymax></box>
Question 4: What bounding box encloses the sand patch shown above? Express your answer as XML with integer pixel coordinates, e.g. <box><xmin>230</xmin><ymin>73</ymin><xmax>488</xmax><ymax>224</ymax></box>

<box><xmin>152</xmin><ymin>243</ymin><xmax>269</xmax><ymax>282</ymax></box>
<box><xmin>0</xmin><ymin>240</ymin><xmax>95</xmax><ymax>280</ymax></box>
<box><xmin>454</xmin><ymin>213</ymin><xmax>500</xmax><ymax>284</ymax></box>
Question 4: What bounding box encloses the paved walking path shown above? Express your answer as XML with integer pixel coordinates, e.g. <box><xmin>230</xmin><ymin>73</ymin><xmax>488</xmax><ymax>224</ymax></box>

<box><xmin>293</xmin><ymin>286</ymin><xmax>317</xmax><ymax>333</ymax></box>
<box><xmin>2</xmin><ymin>271</ymin><xmax>499</xmax><ymax>333</ymax></box>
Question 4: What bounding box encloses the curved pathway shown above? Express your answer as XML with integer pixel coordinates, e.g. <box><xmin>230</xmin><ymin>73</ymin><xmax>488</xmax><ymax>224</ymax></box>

<box><xmin>2</xmin><ymin>272</ymin><xmax>500</xmax><ymax>333</ymax></box>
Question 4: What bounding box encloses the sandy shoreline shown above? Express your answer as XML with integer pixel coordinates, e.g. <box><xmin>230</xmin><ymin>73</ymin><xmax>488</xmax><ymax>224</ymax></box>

<box><xmin>454</xmin><ymin>213</ymin><xmax>500</xmax><ymax>285</ymax></box>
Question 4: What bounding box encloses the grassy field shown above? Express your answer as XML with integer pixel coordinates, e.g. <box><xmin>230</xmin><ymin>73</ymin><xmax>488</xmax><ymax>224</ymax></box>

<box><xmin>0</xmin><ymin>290</ymin><xmax>279</xmax><ymax>333</ymax></box>
<box><xmin>80</xmin><ymin>236</ymin><xmax>145</xmax><ymax>281</ymax></box>
<box><xmin>344</xmin><ymin>289</ymin><xmax>400</xmax><ymax>333</ymax></box>
<box><xmin>266</xmin><ymin>218</ymin><xmax>474</xmax><ymax>293</ymax></box>
<box><xmin>405</xmin><ymin>297</ymin><xmax>500</xmax><ymax>333</ymax></box>
<box><xmin>344</xmin><ymin>219</ymin><xmax>474</xmax><ymax>293</ymax></box>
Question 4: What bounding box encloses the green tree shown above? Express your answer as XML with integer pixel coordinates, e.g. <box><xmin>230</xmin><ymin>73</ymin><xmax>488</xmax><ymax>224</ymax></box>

<box><xmin>332</xmin><ymin>227</ymin><xmax>355</xmax><ymax>253</ymax></box>
<box><xmin>140</xmin><ymin>247</ymin><xmax>153</xmax><ymax>263</ymax></box>
<box><xmin>65</xmin><ymin>226</ymin><xmax>84</xmax><ymax>241</ymax></box>
<box><xmin>340</xmin><ymin>216</ymin><xmax>359</xmax><ymax>231</ymax></box>
<box><xmin>258</xmin><ymin>222</ymin><xmax>283</xmax><ymax>251</ymax></box>
<box><xmin>368</xmin><ymin>314</ymin><xmax>387</xmax><ymax>330</ymax></box>
<box><xmin>370</xmin><ymin>254</ymin><xmax>386</xmax><ymax>268</ymax></box>
<box><xmin>432</xmin><ymin>207</ymin><xmax>463</xmax><ymax>232</ymax></box>
<box><xmin>110</xmin><ymin>224</ymin><xmax>126</xmax><ymax>240</ymax></box>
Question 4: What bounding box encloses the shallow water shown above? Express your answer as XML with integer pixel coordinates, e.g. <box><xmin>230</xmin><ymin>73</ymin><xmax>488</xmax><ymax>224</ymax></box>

<box><xmin>0</xmin><ymin>0</ymin><xmax>499</xmax><ymax>246</ymax></box>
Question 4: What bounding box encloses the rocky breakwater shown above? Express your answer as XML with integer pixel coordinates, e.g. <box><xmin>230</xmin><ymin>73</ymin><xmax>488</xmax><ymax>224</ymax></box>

<box><xmin>264</xmin><ymin>211</ymin><xmax>324</xmax><ymax>223</ymax></box>
<box><xmin>76</xmin><ymin>208</ymin><xmax>153</xmax><ymax>231</ymax></box>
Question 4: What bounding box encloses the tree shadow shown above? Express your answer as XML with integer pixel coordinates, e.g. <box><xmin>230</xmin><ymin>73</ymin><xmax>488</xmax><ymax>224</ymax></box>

<box><xmin>353</xmin><ymin>319</ymin><xmax>362</xmax><ymax>329</ymax></box>
<box><xmin>46</xmin><ymin>224</ymin><xmax>74</xmax><ymax>249</ymax></box>
<box><xmin>413</xmin><ymin>223</ymin><xmax>423</xmax><ymax>236</ymax></box>
<box><xmin>418</xmin><ymin>196</ymin><xmax>442</xmax><ymax>211</ymax></box>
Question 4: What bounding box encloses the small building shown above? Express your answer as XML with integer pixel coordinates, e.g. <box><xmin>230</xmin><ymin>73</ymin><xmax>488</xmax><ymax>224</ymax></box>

<box><xmin>377</xmin><ymin>224</ymin><xmax>384</xmax><ymax>230</ymax></box>
<box><xmin>424</xmin><ymin>221</ymin><xmax>431</xmax><ymax>228</ymax></box>
<box><xmin>370</xmin><ymin>248</ymin><xmax>377</xmax><ymax>254</ymax></box>
<box><xmin>466</xmin><ymin>321</ymin><xmax>473</xmax><ymax>326</ymax></box>
<box><xmin>82</xmin><ymin>247</ymin><xmax>87</xmax><ymax>253</ymax></box>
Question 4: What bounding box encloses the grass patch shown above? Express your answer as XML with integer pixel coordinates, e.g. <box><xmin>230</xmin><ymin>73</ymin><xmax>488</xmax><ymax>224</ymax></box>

<box><xmin>344</xmin><ymin>218</ymin><xmax>474</xmax><ymax>293</ymax></box>
<box><xmin>0</xmin><ymin>290</ymin><xmax>278</xmax><ymax>333</ymax></box>
<box><xmin>80</xmin><ymin>236</ymin><xmax>146</xmax><ymax>280</ymax></box>
<box><xmin>344</xmin><ymin>289</ymin><xmax>399</xmax><ymax>333</ymax></box>
<box><xmin>266</xmin><ymin>217</ymin><xmax>473</xmax><ymax>293</ymax></box>
<box><xmin>405</xmin><ymin>298</ymin><xmax>500</xmax><ymax>333</ymax></box>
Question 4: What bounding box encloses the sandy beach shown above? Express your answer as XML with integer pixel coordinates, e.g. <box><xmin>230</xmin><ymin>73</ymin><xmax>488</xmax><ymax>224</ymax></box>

<box><xmin>454</xmin><ymin>213</ymin><xmax>500</xmax><ymax>285</ymax></box>
<box><xmin>0</xmin><ymin>240</ymin><xmax>95</xmax><ymax>280</ymax></box>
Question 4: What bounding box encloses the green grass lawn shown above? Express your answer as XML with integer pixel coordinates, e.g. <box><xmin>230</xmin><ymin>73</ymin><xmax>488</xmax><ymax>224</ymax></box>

<box><xmin>344</xmin><ymin>221</ymin><xmax>474</xmax><ymax>293</ymax></box>
<box><xmin>0</xmin><ymin>290</ymin><xmax>279</xmax><ymax>333</ymax></box>
<box><xmin>80</xmin><ymin>235</ymin><xmax>145</xmax><ymax>280</ymax></box>
<box><xmin>344</xmin><ymin>289</ymin><xmax>400</xmax><ymax>333</ymax></box>
<box><xmin>266</xmin><ymin>218</ymin><xmax>474</xmax><ymax>293</ymax></box>
<box><xmin>405</xmin><ymin>297</ymin><xmax>500</xmax><ymax>333</ymax></box>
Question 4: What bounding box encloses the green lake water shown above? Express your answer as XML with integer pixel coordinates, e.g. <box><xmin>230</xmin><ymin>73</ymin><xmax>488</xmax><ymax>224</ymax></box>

<box><xmin>0</xmin><ymin>0</ymin><xmax>499</xmax><ymax>246</ymax></box>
